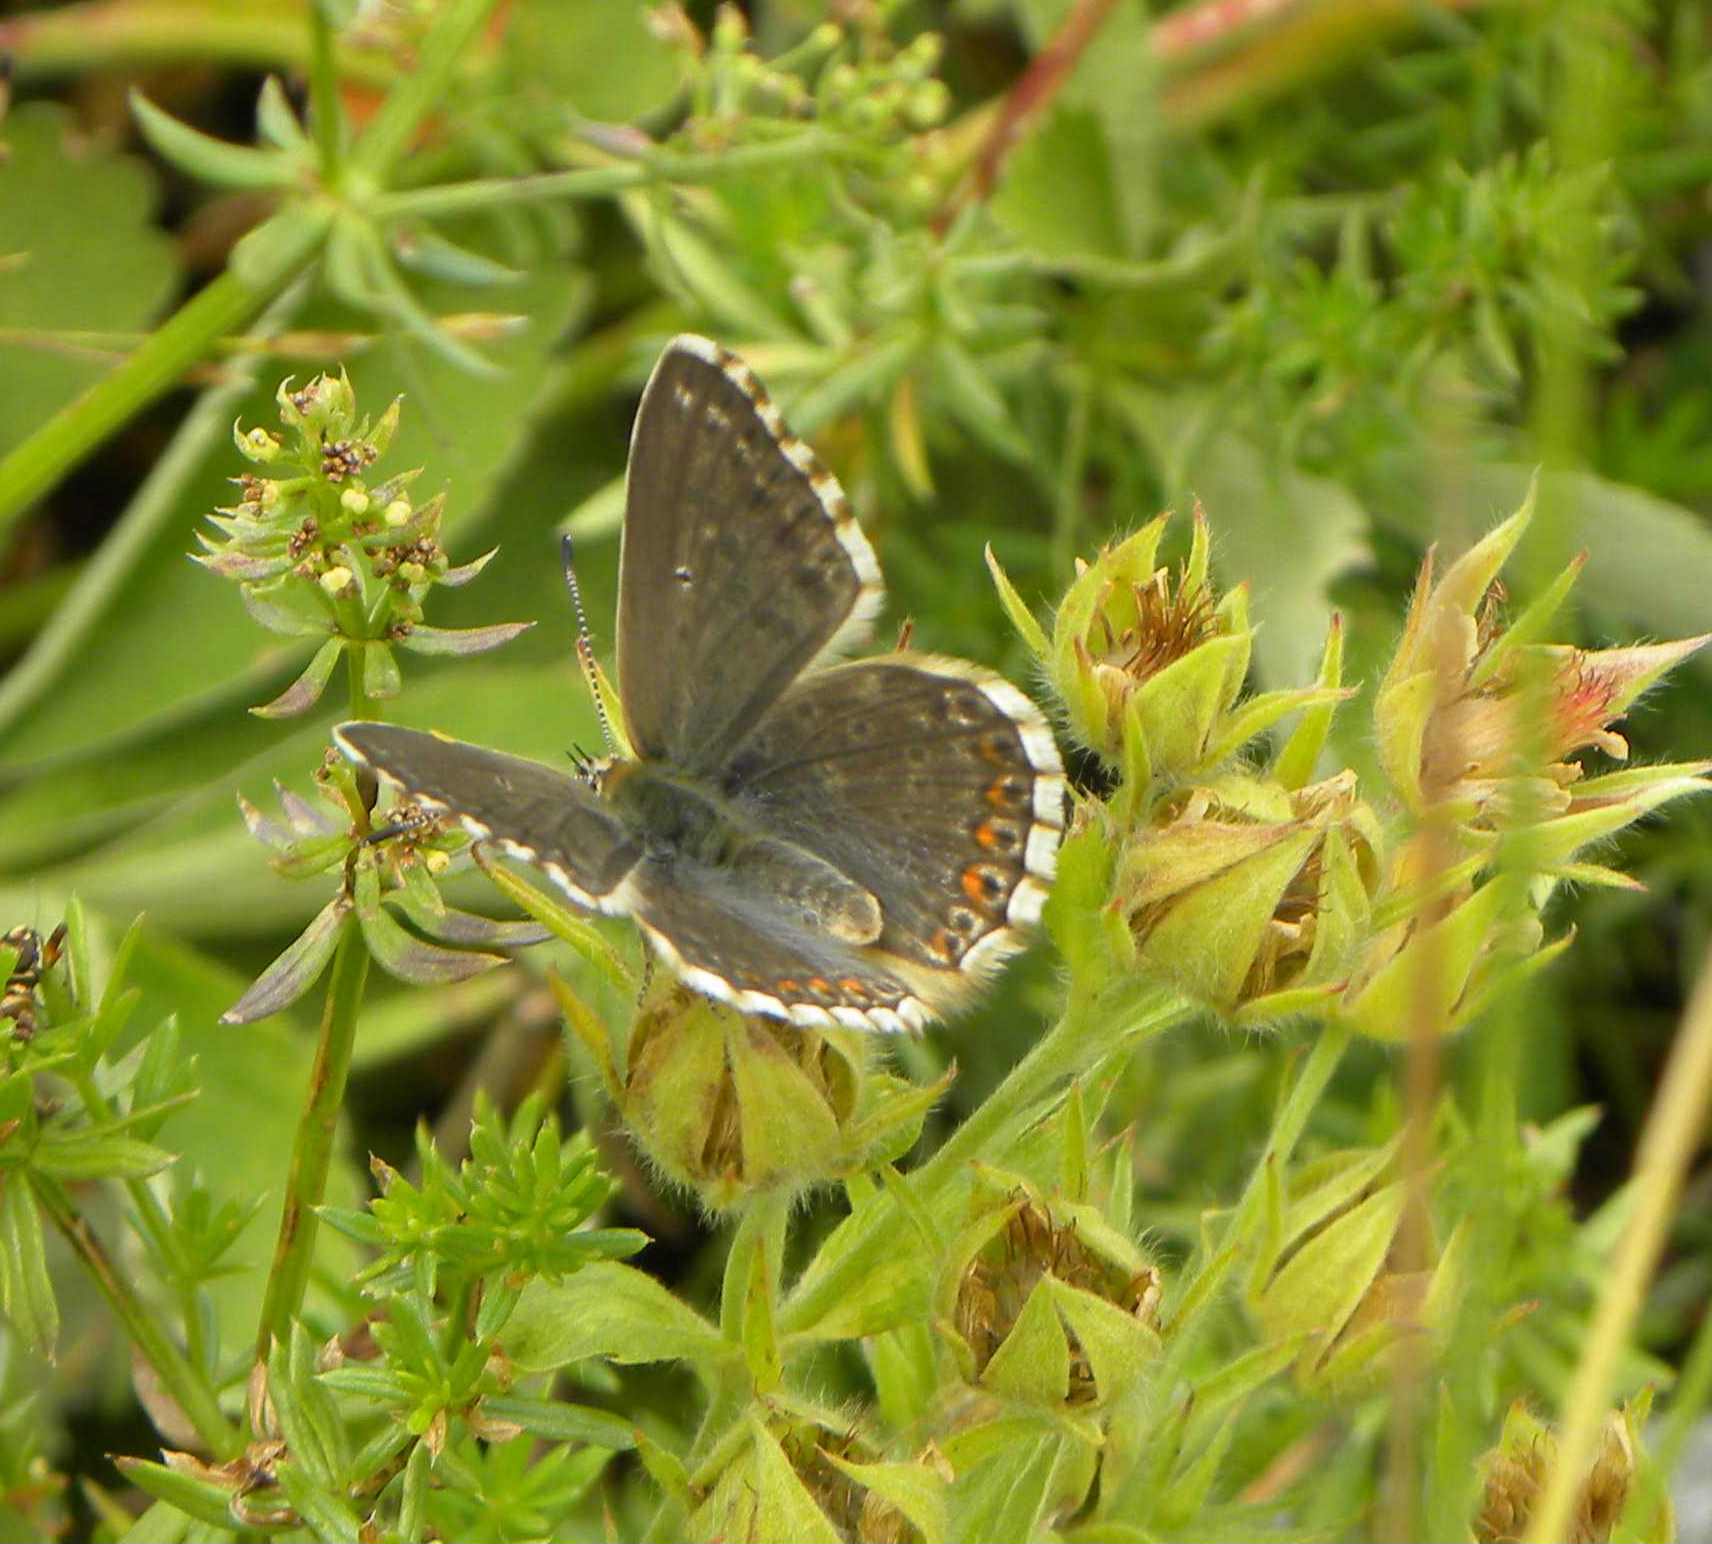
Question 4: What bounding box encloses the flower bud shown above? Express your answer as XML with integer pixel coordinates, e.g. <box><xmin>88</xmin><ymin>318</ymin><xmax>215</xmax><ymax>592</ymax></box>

<box><xmin>1246</xmin><ymin>1142</ymin><xmax>1464</xmax><ymax>1396</ymax></box>
<box><xmin>939</xmin><ymin>1176</ymin><xmax>1160</xmax><ymax>1410</ymax></box>
<box><xmin>196</xmin><ymin>376</ymin><xmax>526</xmax><ymax>709</ymax></box>
<box><xmin>1376</xmin><ymin>491</ymin><xmax>1707</xmax><ymax>831</ymax></box>
<box><xmin>1473</xmin><ymin>1398</ymin><xmax>1667</xmax><ymax>1544</ymax></box>
<box><xmin>687</xmin><ymin>1407</ymin><xmax>948</xmax><ymax>1544</ymax></box>
<box><xmin>1051</xmin><ymin>507</ymin><xmax>1236</xmax><ymax>776</ymax></box>
<box><xmin>589</xmin><ymin>985</ymin><xmax>945</xmax><ymax>1211</ymax></box>
<box><xmin>1116</xmin><ymin>771</ymin><xmax>1382</xmax><ymax>1024</ymax></box>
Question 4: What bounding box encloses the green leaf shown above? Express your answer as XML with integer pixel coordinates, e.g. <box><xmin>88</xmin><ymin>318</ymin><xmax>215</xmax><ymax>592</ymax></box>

<box><xmin>980</xmin><ymin>1278</ymin><xmax>1071</xmax><ymax>1403</ymax></box>
<box><xmin>0</xmin><ymin>104</ymin><xmax>178</xmax><ymax>462</ymax></box>
<box><xmin>0</xmin><ymin>1173</ymin><xmax>57</xmax><ymax>1351</ymax></box>
<box><xmin>113</xmin><ymin>1459</ymin><xmax>238</xmax><ymax>1531</ymax></box>
<box><xmin>991</xmin><ymin>107</ymin><xmax>1128</xmax><ymax>262</ymax></box>
<box><xmin>130</xmin><ymin>91</ymin><xmax>304</xmax><ymax>190</ymax></box>
<box><xmin>276</xmin><ymin>1459</ymin><xmax>366</xmax><ymax>1544</ymax></box>
<box><xmin>501</xmin><ymin>1263</ymin><xmax>730</xmax><ymax>1373</ymax></box>
<box><xmin>221</xmin><ymin>897</ymin><xmax>350</xmax><ymax>1025</ymax></box>
<box><xmin>505</xmin><ymin>0</ymin><xmax>686</xmax><ymax>121</ymax></box>
<box><xmin>251</xmin><ymin>638</ymin><xmax>345</xmax><ymax>719</ymax></box>
<box><xmin>743</xmin><ymin>1419</ymin><xmax>842</xmax><ymax>1544</ymax></box>
<box><xmin>30</xmin><ymin>1130</ymin><xmax>175</xmax><ymax>1180</ymax></box>
<box><xmin>949</xmin><ymin>1430</ymin><xmax>1060</xmax><ymax>1544</ymax></box>
<box><xmin>476</xmin><ymin>1395</ymin><xmax>636</xmax><ymax>1450</ymax></box>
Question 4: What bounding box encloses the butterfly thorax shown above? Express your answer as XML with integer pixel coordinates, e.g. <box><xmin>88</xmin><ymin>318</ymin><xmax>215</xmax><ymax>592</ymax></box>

<box><xmin>602</xmin><ymin>760</ymin><xmax>883</xmax><ymax>947</ymax></box>
<box><xmin>601</xmin><ymin>760</ymin><xmax>740</xmax><ymax>866</ymax></box>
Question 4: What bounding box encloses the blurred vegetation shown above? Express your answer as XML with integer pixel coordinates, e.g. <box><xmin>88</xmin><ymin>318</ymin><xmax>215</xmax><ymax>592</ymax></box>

<box><xmin>0</xmin><ymin>1</ymin><xmax>1710</xmax><ymax>1541</ymax></box>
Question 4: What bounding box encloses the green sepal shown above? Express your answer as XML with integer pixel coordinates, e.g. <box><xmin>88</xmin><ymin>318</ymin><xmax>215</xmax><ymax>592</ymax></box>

<box><xmin>984</xmin><ymin>542</ymin><xmax>1052</xmax><ymax>660</ymax></box>
<box><xmin>822</xmin><ymin>1452</ymin><xmax>951</xmax><ymax>1544</ymax></box>
<box><xmin>981</xmin><ymin>1277</ymin><xmax>1072</xmax><ymax>1403</ymax></box>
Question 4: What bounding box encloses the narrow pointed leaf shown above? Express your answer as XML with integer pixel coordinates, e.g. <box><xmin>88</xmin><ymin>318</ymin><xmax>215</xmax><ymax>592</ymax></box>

<box><xmin>392</xmin><ymin>226</ymin><xmax>525</xmax><ymax>287</ymax></box>
<box><xmin>239</xmin><ymin>582</ymin><xmax>336</xmax><ymax>637</ymax></box>
<box><xmin>390</xmin><ymin>887</ymin><xmax>550</xmax><ymax>947</ymax></box>
<box><xmin>130</xmin><ymin>90</ymin><xmax>301</xmax><ymax>189</ymax></box>
<box><xmin>359</xmin><ymin>903</ymin><xmax>505</xmax><ymax>985</ymax></box>
<box><xmin>0</xmin><ymin>1175</ymin><xmax>57</xmax><ymax>1352</ymax></box>
<box><xmin>476</xmin><ymin>1396</ymin><xmax>636</xmax><ymax>1450</ymax></box>
<box><xmin>251</xmin><ymin>637</ymin><xmax>345</xmax><ymax>719</ymax></box>
<box><xmin>255</xmin><ymin>75</ymin><xmax>310</xmax><ymax>153</ymax></box>
<box><xmin>221</xmin><ymin>897</ymin><xmax>350</xmax><ymax>1024</ymax></box>
<box><xmin>439</xmin><ymin>546</ymin><xmax>500</xmax><ymax>587</ymax></box>
<box><xmin>394</xmin><ymin>621</ymin><xmax>534</xmax><ymax>656</ymax></box>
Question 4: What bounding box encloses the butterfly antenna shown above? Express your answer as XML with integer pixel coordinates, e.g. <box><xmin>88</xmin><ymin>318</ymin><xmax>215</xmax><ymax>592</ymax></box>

<box><xmin>561</xmin><ymin>535</ymin><xmax>619</xmax><ymax>755</ymax></box>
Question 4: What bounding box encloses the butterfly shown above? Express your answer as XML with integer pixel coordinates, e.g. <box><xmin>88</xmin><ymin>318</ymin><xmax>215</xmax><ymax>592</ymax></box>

<box><xmin>336</xmin><ymin>337</ymin><xmax>1064</xmax><ymax>1033</ymax></box>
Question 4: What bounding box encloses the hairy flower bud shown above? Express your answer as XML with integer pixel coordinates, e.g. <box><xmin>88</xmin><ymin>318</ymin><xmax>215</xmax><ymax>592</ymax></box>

<box><xmin>1473</xmin><ymin>1398</ymin><xmax>1670</xmax><ymax>1544</ymax></box>
<box><xmin>1246</xmin><ymin>1142</ymin><xmax>1464</xmax><ymax>1395</ymax></box>
<box><xmin>1115</xmin><ymin>771</ymin><xmax>1383</xmax><ymax>1024</ymax></box>
<box><xmin>1376</xmin><ymin>490</ymin><xmax>1708</xmax><ymax>834</ymax></box>
<box><xmin>940</xmin><ymin>1177</ymin><xmax>1161</xmax><ymax>1410</ymax></box>
<box><xmin>574</xmin><ymin>984</ymin><xmax>946</xmax><ymax>1212</ymax></box>
<box><xmin>686</xmin><ymin>1403</ymin><xmax>950</xmax><ymax>1544</ymax></box>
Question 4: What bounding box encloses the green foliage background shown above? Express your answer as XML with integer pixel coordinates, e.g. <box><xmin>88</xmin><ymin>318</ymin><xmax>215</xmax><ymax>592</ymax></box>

<box><xmin>1</xmin><ymin>1</ymin><xmax>1710</xmax><ymax>1540</ymax></box>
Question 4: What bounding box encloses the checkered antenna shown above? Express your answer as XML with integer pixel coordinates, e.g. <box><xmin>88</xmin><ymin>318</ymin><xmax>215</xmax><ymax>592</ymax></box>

<box><xmin>561</xmin><ymin>535</ymin><xmax>619</xmax><ymax>755</ymax></box>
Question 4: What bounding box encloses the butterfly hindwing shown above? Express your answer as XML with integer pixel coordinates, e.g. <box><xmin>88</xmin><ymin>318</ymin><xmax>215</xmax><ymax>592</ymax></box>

<box><xmin>333</xmin><ymin>724</ymin><xmax>639</xmax><ymax>909</ymax></box>
<box><xmin>619</xmin><ymin>853</ymin><xmax>929</xmax><ymax>1033</ymax></box>
<box><xmin>616</xmin><ymin>336</ymin><xmax>883</xmax><ymax>771</ymax></box>
<box><xmin>718</xmin><ymin>655</ymin><xmax>1066</xmax><ymax>1012</ymax></box>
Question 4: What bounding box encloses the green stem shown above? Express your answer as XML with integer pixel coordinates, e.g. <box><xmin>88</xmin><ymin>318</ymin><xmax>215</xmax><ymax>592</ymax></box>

<box><xmin>719</xmin><ymin>1193</ymin><xmax>789</xmax><ymax>1345</ymax></box>
<box><xmin>307</xmin><ymin>4</ymin><xmax>344</xmax><ymax>185</ymax></box>
<box><xmin>0</xmin><ymin>213</ymin><xmax>326</xmax><ymax>540</ymax></box>
<box><xmin>347</xmin><ymin>644</ymin><xmax>373</xmax><ymax>721</ymax></box>
<box><xmin>1160</xmin><ymin>1016</ymin><xmax>1353</xmax><ymax>1366</ymax></box>
<box><xmin>31</xmin><ymin>1172</ymin><xmax>240</xmax><ymax>1459</ymax></box>
<box><xmin>1</xmin><ymin>2</ymin><xmax>394</xmax><ymax>86</ymax></box>
<box><xmin>371</xmin><ymin>133</ymin><xmax>843</xmax><ymax>222</ymax></box>
<box><xmin>350</xmin><ymin>0</ymin><xmax>501</xmax><ymax>182</ymax></box>
<box><xmin>779</xmin><ymin>981</ymin><xmax>1184</xmax><ymax>1338</ymax></box>
<box><xmin>1525</xmin><ymin>934</ymin><xmax>1712</xmax><ymax>1544</ymax></box>
<box><xmin>68</xmin><ymin>1068</ymin><xmax>183</xmax><ymax>1279</ymax></box>
<box><xmin>254</xmin><ymin>912</ymin><xmax>371</xmax><ymax>1363</ymax></box>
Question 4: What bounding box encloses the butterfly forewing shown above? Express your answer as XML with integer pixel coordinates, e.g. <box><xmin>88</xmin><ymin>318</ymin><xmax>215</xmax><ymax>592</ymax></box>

<box><xmin>334</xmin><ymin>724</ymin><xmax>639</xmax><ymax>908</ymax></box>
<box><xmin>616</xmin><ymin>337</ymin><xmax>883</xmax><ymax>771</ymax></box>
<box><xmin>719</xmin><ymin>656</ymin><xmax>1066</xmax><ymax>1010</ymax></box>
